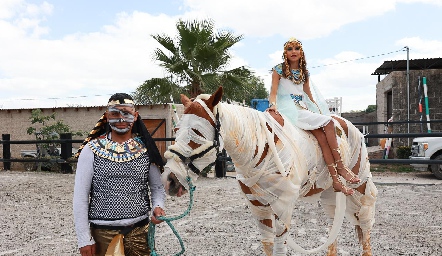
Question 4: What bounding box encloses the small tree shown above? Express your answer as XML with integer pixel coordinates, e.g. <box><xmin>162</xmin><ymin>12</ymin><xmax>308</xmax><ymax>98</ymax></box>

<box><xmin>365</xmin><ymin>105</ymin><xmax>376</xmax><ymax>113</ymax></box>
<box><xmin>26</xmin><ymin>109</ymin><xmax>84</xmax><ymax>171</ymax></box>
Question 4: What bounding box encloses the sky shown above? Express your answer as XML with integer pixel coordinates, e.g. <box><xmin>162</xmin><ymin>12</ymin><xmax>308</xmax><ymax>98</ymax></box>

<box><xmin>1</xmin><ymin>0</ymin><xmax>442</xmax><ymax>112</ymax></box>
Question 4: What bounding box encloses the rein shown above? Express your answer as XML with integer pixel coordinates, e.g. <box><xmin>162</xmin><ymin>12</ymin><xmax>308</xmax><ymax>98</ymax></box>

<box><xmin>149</xmin><ymin>100</ymin><xmax>221</xmax><ymax>255</ymax></box>
<box><xmin>148</xmin><ymin>177</ymin><xmax>196</xmax><ymax>256</ymax></box>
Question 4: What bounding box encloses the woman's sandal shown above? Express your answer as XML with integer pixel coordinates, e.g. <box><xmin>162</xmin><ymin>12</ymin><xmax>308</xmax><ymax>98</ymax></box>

<box><xmin>327</xmin><ymin>163</ymin><xmax>354</xmax><ymax>196</ymax></box>
<box><xmin>332</xmin><ymin>148</ymin><xmax>361</xmax><ymax>184</ymax></box>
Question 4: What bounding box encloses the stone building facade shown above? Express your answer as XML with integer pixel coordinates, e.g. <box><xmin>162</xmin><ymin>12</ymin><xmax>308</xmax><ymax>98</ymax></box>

<box><xmin>1</xmin><ymin>104</ymin><xmax>183</xmax><ymax>170</ymax></box>
<box><xmin>376</xmin><ymin>63</ymin><xmax>442</xmax><ymax>147</ymax></box>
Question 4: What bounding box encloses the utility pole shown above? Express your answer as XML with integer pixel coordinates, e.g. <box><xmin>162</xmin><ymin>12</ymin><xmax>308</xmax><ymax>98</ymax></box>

<box><xmin>405</xmin><ymin>46</ymin><xmax>410</xmax><ymax>145</ymax></box>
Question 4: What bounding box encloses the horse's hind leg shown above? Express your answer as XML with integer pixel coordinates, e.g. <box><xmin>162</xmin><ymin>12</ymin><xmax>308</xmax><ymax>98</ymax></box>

<box><xmin>238</xmin><ymin>181</ymin><xmax>275</xmax><ymax>256</ymax></box>
<box><xmin>353</xmin><ymin>179</ymin><xmax>377</xmax><ymax>256</ymax></box>
<box><xmin>355</xmin><ymin>225</ymin><xmax>372</xmax><ymax>256</ymax></box>
<box><xmin>319</xmin><ymin>189</ymin><xmax>339</xmax><ymax>256</ymax></box>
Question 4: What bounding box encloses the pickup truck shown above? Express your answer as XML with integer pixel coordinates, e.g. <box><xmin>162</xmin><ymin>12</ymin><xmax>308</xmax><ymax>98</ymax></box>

<box><xmin>410</xmin><ymin>137</ymin><xmax>442</xmax><ymax>179</ymax></box>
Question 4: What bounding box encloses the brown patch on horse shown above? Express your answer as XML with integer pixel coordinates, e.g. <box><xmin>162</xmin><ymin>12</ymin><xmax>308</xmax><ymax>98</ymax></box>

<box><xmin>253</xmin><ymin>144</ymin><xmax>270</xmax><ymax>168</ymax></box>
<box><xmin>352</xmin><ymin>149</ymin><xmax>362</xmax><ymax>176</ymax></box>
<box><xmin>355</xmin><ymin>182</ymin><xmax>366</xmax><ymax>194</ymax></box>
<box><xmin>248</xmin><ymin>108</ymin><xmax>285</xmax><ymax>168</ymax></box>
<box><xmin>238</xmin><ymin>180</ymin><xmax>269</xmax><ymax>207</ymax></box>
<box><xmin>260</xmin><ymin>219</ymin><xmax>273</xmax><ymax>229</ymax></box>
<box><xmin>304</xmin><ymin>185</ymin><xmax>324</xmax><ymax>197</ymax></box>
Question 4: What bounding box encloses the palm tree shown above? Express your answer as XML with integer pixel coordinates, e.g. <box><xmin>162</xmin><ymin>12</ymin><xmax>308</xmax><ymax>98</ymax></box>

<box><xmin>133</xmin><ymin>19</ymin><xmax>266</xmax><ymax>104</ymax></box>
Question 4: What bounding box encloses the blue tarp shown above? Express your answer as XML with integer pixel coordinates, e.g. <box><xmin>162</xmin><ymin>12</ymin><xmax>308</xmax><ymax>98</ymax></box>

<box><xmin>251</xmin><ymin>99</ymin><xmax>269</xmax><ymax>112</ymax></box>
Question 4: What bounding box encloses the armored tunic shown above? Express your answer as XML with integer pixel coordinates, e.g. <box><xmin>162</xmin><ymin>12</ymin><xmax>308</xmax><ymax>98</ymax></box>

<box><xmin>88</xmin><ymin>136</ymin><xmax>151</xmax><ymax>220</ymax></box>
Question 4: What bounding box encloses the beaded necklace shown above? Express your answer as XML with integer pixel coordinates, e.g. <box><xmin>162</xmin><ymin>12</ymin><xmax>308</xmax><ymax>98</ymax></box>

<box><xmin>289</xmin><ymin>68</ymin><xmax>304</xmax><ymax>84</ymax></box>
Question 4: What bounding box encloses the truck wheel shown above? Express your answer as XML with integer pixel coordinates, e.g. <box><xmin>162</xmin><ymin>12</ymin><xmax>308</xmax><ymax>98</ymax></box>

<box><xmin>430</xmin><ymin>154</ymin><xmax>442</xmax><ymax>180</ymax></box>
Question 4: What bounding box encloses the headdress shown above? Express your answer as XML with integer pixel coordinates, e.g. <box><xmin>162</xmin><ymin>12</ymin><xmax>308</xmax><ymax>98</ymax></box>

<box><xmin>75</xmin><ymin>93</ymin><xmax>164</xmax><ymax>171</ymax></box>
<box><xmin>284</xmin><ymin>37</ymin><xmax>303</xmax><ymax>48</ymax></box>
<box><xmin>107</xmin><ymin>98</ymin><xmax>135</xmax><ymax>106</ymax></box>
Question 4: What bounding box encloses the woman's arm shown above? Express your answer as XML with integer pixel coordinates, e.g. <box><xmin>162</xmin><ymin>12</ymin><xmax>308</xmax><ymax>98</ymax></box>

<box><xmin>269</xmin><ymin>70</ymin><xmax>281</xmax><ymax>109</ymax></box>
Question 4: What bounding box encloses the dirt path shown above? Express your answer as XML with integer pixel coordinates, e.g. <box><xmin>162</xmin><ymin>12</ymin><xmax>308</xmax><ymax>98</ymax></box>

<box><xmin>0</xmin><ymin>170</ymin><xmax>441</xmax><ymax>255</ymax></box>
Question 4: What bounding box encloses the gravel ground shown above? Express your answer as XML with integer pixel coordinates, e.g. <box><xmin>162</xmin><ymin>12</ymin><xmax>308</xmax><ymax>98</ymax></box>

<box><xmin>0</xmin><ymin>170</ymin><xmax>441</xmax><ymax>256</ymax></box>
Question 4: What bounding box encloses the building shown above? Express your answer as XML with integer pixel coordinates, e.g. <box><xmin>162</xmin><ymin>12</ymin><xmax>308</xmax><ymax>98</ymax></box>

<box><xmin>0</xmin><ymin>104</ymin><xmax>183</xmax><ymax>170</ymax></box>
<box><xmin>374</xmin><ymin>57</ymin><xmax>442</xmax><ymax>147</ymax></box>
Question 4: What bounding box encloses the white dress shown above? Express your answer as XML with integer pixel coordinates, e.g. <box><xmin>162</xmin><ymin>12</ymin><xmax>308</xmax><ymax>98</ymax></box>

<box><xmin>273</xmin><ymin>64</ymin><xmax>332</xmax><ymax>130</ymax></box>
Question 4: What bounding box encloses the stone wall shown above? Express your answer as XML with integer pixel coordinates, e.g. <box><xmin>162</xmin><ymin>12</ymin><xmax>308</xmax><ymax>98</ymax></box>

<box><xmin>0</xmin><ymin>104</ymin><xmax>183</xmax><ymax>170</ymax></box>
<box><xmin>376</xmin><ymin>69</ymin><xmax>442</xmax><ymax>147</ymax></box>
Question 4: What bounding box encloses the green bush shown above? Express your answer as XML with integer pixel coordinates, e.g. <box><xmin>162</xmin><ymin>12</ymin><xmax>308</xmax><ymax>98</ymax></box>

<box><xmin>396</xmin><ymin>146</ymin><xmax>411</xmax><ymax>159</ymax></box>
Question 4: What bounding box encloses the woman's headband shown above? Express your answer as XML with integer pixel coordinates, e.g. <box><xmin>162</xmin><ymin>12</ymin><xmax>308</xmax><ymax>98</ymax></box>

<box><xmin>284</xmin><ymin>37</ymin><xmax>302</xmax><ymax>48</ymax></box>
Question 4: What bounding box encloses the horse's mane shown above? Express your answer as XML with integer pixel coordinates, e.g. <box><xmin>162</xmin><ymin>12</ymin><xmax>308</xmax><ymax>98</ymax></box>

<box><xmin>216</xmin><ymin>102</ymin><xmax>310</xmax><ymax>181</ymax></box>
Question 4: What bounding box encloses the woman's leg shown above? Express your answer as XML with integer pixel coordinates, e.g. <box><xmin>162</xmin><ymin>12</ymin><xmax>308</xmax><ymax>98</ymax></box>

<box><xmin>322</xmin><ymin>122</ymin><xmax>361</xmax><ymax>184</ymax></box>
<box><xmin>311</xmin><ymin>128</ymin><xmax>354</xmax><ymax>195</ymax></box>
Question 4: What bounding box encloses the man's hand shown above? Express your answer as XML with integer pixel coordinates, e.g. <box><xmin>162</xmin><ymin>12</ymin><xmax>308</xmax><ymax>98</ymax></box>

<box><xmin>151</xmin><ymin>207</ymin><xmax>165</xmax><ymax>224</ymax></box>
<box><xmin>79</xmin><ymin>244</ymin><xmax>96</xmax><ymax>256</ymax></box>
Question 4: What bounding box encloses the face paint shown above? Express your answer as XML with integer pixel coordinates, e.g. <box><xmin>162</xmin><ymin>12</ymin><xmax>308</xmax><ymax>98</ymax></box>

<box><xmin>107</xmin><ymin>106</ymin><xmax>136</xmax><ymax>134</ymax></box>
<box><xmin>107</xmin><ymin>107</ymin><xmax>135</xmax><ymax>122</ymax></box>
<box><xmin>109</xmin><ymin>124</ymin><xmax>132</xmax><ymax>134</ymax></box>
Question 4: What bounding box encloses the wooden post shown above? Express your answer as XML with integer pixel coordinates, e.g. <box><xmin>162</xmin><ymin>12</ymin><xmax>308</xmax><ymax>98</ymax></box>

<box><xmin>215</xmin><ymin>149</ymin><xmax>227</xmax><ymax>178</ymax></box>
<box><xmin>2</xmin><ymin>134</ymin><xmax>11</xmax><ymax>170</ymax></box>
<box><xmin>60</xmin><ymin>133</ymin><xmax>72</xmax><ymax>174</ymax></box>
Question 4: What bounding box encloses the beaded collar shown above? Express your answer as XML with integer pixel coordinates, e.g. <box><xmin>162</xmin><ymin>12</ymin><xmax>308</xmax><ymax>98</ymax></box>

<box><xmin>88</xmin><ymin>134</ymin><xmax>147</xmax><ymax>162</ymax></box>
<box><xmin>289</xmin><ymin>69</ymin><xmax>303</xmax><ymax>84</ymax></box>
<box><xmin>273</xmin><ymin>63</ymin><xmax>305</xmax><ymax>84</ymax></box>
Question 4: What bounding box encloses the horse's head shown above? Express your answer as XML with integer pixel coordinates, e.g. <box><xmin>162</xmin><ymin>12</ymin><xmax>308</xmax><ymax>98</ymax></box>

<box><xmin>162</xmin><ymin>87</ymin><xmax>223</xmax><ymax>196</ymax></box>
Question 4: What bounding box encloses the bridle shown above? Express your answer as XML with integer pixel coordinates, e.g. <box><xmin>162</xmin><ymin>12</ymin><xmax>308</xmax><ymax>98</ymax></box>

<box><xmin>167</xmin><ymin>98</ymin><xmax>221</xmax><ymax>175</ymax></box>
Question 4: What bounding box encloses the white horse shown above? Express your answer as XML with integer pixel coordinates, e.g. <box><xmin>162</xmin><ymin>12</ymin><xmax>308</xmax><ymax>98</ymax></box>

<box><xmin>162</xmin><ymin>87</ymin><xmax>377</xmax><ymax>256</ymax></box>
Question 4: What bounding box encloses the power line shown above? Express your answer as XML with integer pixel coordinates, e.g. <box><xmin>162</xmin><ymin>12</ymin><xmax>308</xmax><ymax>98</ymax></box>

<box><xmin>310</xmin><ymin>47</ymin><xmax>407</xmax><ymax>69</ymax></box>
<box><xmin>0</xmin><ymin>94</ymin><xmax>113</xmax><ymax>102</ymax></box>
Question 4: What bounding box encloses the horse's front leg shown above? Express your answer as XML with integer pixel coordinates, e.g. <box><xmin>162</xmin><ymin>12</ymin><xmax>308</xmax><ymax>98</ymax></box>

<box><xmin>273</xmin><ymin>215</ymin><xmax>290</xmax><ymax>255</ymax></box>
<box><xmin>238</xmin><ymin>181</ymin><xmax>277</xmax><ymax>255</ymax></box>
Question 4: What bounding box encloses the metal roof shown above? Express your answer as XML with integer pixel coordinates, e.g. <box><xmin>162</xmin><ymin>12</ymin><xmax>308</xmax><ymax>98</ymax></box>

<box><xmin>371</xmin><ymin>57</ymin><xmax>442</xmax><ymax>75</ymax></box>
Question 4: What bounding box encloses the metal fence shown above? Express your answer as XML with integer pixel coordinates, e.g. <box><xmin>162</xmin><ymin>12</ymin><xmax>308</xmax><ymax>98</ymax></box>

<box><xmin>0</xmin><ymin>133</ymin><xmax>175</xmax><ymax>173</ymax></box>
<box><xmin>2</xmin><ymin>121</ymin><xmax>442</xmax><ymax>173</ymax></box>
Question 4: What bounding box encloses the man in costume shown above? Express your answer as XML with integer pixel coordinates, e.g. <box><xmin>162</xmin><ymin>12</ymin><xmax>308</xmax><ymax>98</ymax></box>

<box><xmin>73</xmin><ymin>93</ymin><xmax>166</xmax><ymax>256</ymax></box>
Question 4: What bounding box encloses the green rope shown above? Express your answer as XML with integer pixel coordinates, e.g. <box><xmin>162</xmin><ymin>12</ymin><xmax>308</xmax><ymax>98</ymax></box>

<box><xmin>148</xmin><ymin>176</ymin><xmax>195</xmax><ymax>256</ymax></box>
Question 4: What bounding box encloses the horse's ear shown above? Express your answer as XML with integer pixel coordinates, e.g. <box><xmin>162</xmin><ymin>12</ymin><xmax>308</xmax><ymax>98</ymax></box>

<box><xmin>181</xmin><ymin>94</ymin><xmax>192</xmax><ymax>107</ymax></box>
<box><xmin>208</xmin><ymin>86</ymin><xmax>223</xmax><ymax>108</ymax></box>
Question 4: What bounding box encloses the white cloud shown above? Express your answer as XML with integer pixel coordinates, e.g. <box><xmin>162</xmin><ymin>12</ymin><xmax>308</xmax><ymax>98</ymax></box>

<box><xmin>1</xmin><ymin>0</ymin><xmax>441</xmax><ymax>110</ymax></box>
<box><xmin>183</xmin><ymin>0</ymin><xmax>401</xmax><ymax>39</ymax></box>
<box><xmin>0</xmin><ymin>8</ymin><xmax>182</xmax><ymax>109</ymax></box>
<box><xmin>396</xmin><ymin>37</ymin><xmax>442</xmax><ymax>58</ymax></box>
<box><xmin>0</xmin><ymin>0</ymin><xmax>23</xmax><ymax>19</ymax></box>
